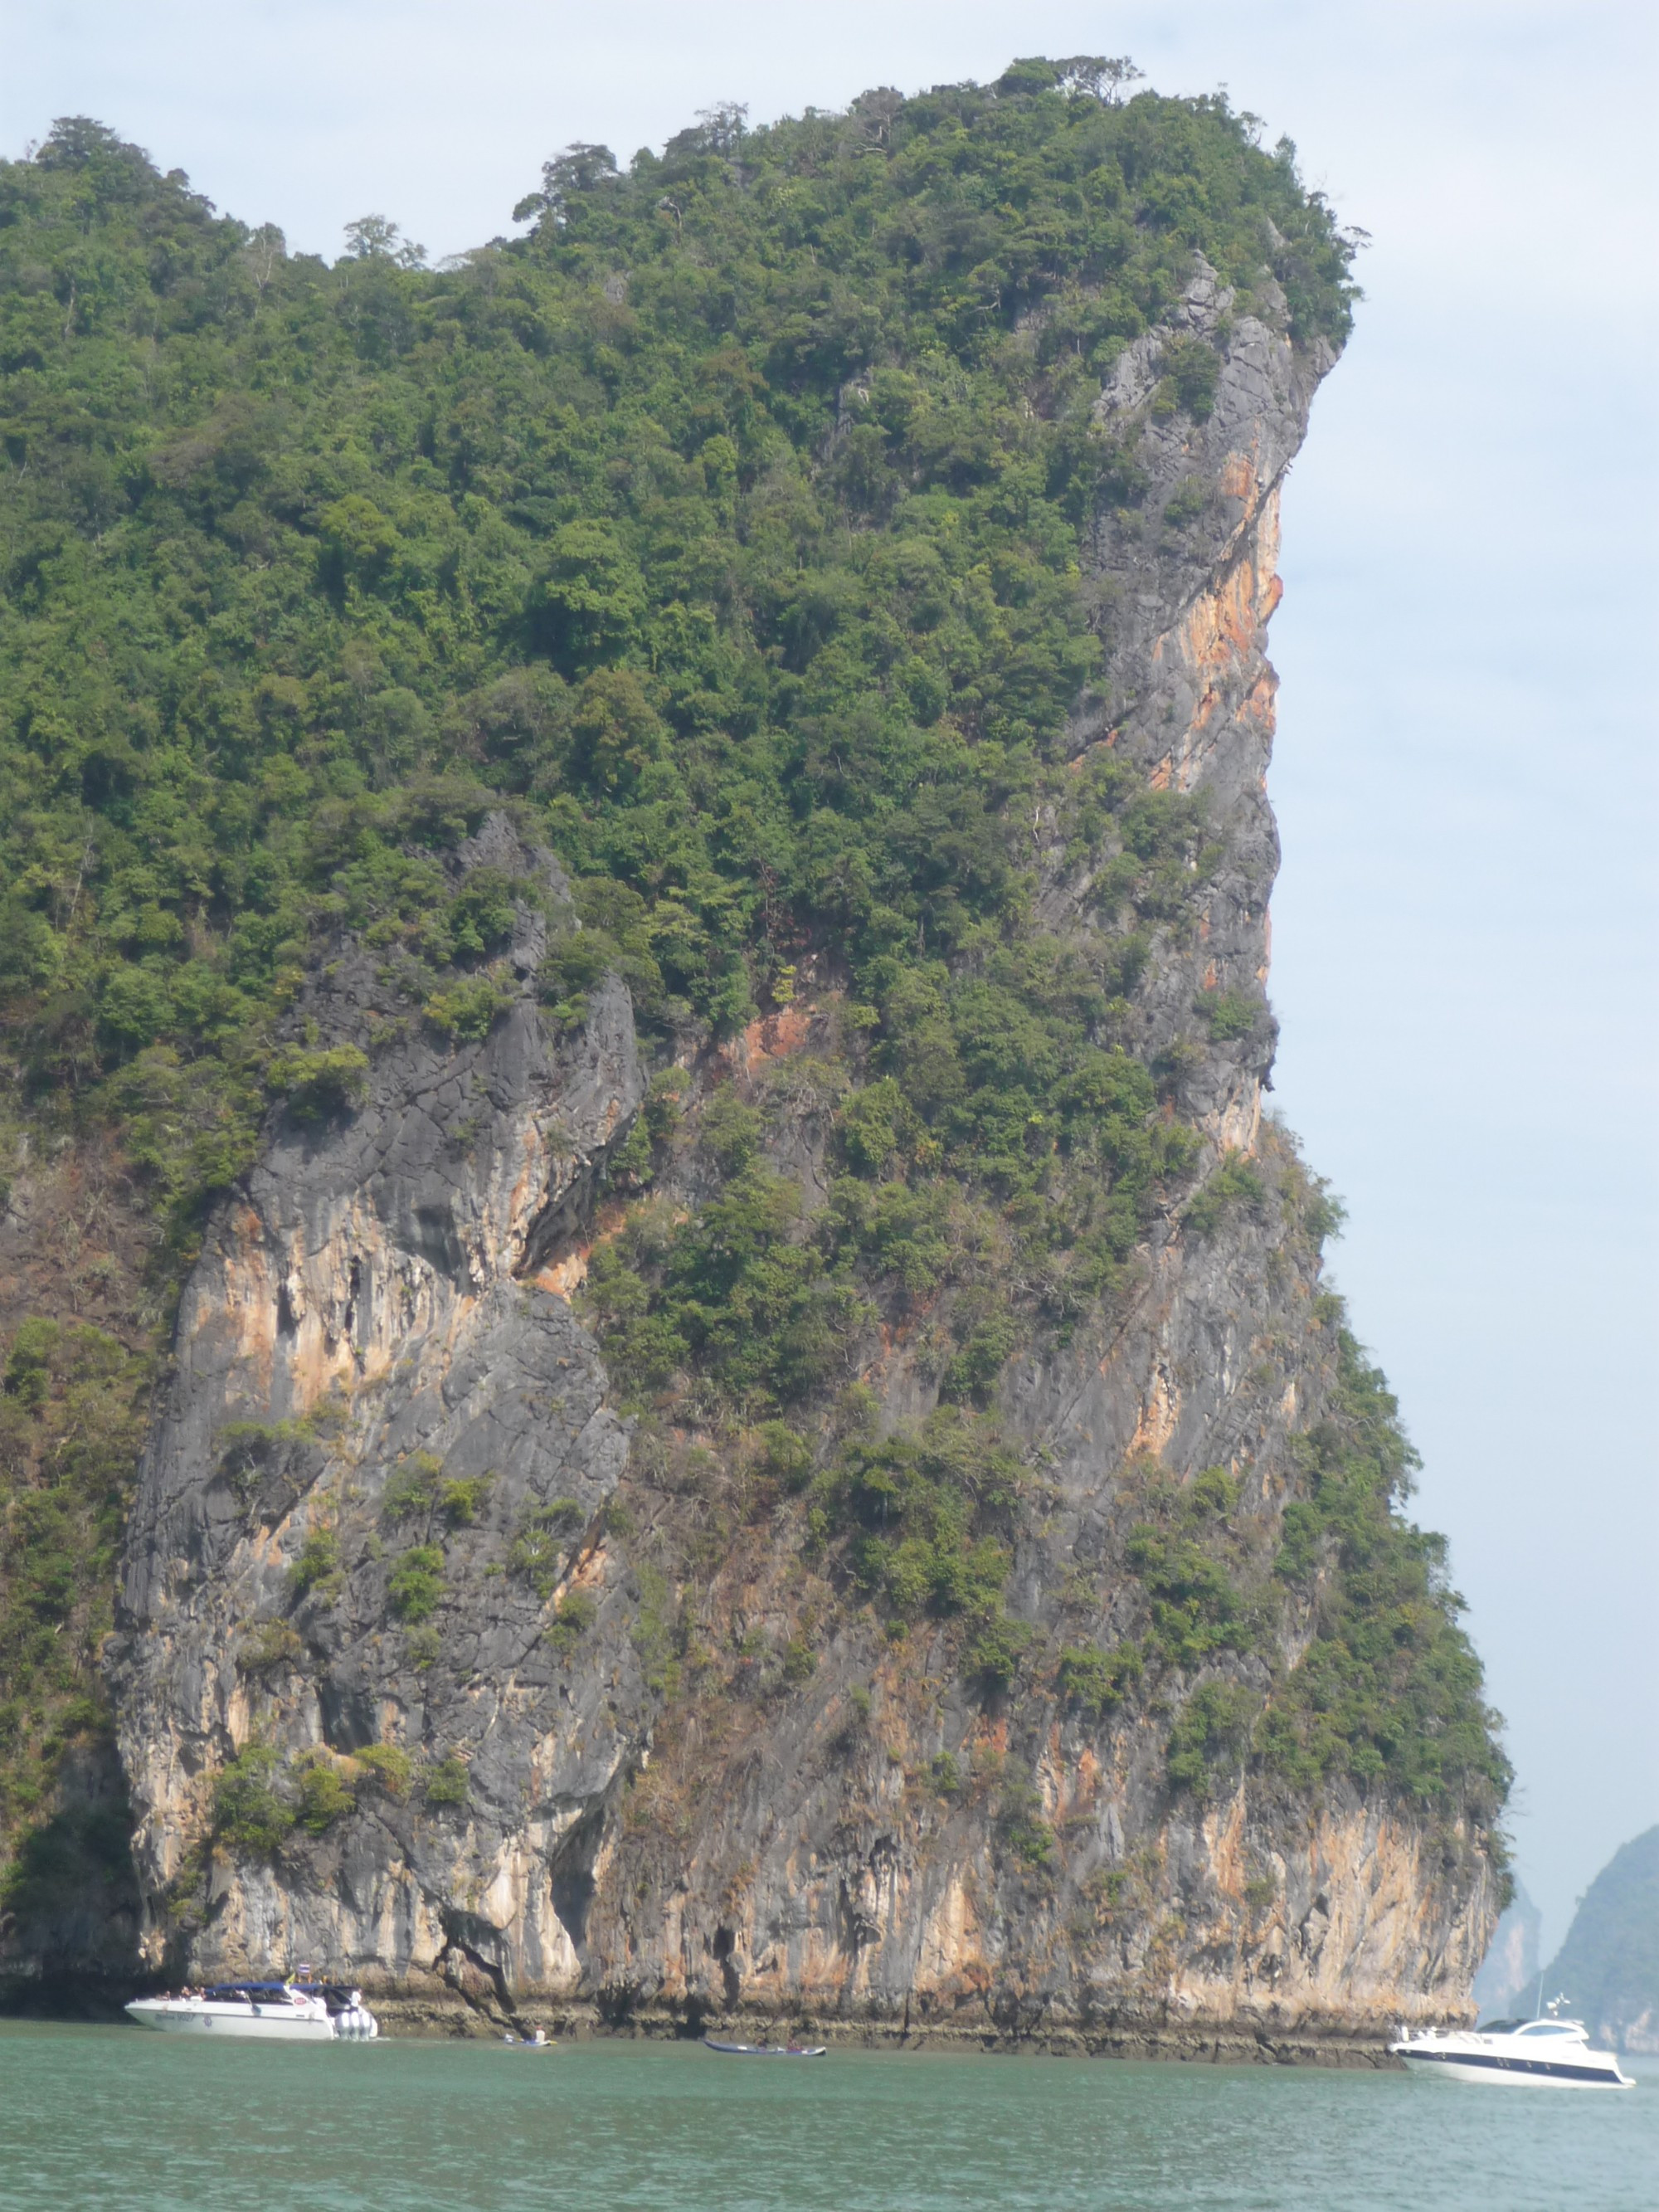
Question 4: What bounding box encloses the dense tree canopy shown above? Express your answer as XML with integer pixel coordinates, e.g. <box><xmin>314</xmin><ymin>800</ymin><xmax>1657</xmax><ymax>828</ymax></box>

<box><xmin>0</xmin><ymin>70</ymin><xmax>1355</xmax><ymax>1254</ymax></box>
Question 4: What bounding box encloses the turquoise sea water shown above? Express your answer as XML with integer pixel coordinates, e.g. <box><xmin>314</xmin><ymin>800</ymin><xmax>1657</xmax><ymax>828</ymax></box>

<box><xmin>0</xmin><ymin>2022</ymin><xmax>1652</xmax><ymax>2211</ymax></box>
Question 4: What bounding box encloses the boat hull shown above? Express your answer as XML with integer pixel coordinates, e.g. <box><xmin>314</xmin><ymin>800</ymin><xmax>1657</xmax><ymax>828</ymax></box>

<box><xmin>1394</xmin><ymin>2049</ymin><xmax>1632</xmax><ymax>2088</ymax></box>
<box><xmin>126</xmin><ymin>2000</ymin><xmax>337</xmax><ymax>2042</ymax></box>
<box><xmin>703</xmin><ymin>2037</ymin><xmax>826</xmax><ymax>2058</ymax></box>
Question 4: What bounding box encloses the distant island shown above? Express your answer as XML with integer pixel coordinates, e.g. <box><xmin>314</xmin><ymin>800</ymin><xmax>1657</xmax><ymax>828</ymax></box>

<box><xmin>1473</xmin><ymin>1882</ymin><xmax>1539</xmax><ymax>2017</ymax></box>
<box><xmin>1544</xmin><ymin>1828</ymin><xmax>1659</xmax><ymax>2052</ymax></box>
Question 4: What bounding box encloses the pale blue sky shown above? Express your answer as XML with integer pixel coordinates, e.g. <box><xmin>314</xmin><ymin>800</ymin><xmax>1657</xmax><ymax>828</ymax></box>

<box><xmin>7</xmin><ymin>0</ymin><xmax>1655</xmax><ymax>1954</ymax></box>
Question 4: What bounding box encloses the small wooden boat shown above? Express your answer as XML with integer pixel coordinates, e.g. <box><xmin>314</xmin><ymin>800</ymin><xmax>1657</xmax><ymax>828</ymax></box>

<box><xmin>702</xmin><ymin>2034</ymin><xmax>826</xmax><ymax>2058</ymax></box>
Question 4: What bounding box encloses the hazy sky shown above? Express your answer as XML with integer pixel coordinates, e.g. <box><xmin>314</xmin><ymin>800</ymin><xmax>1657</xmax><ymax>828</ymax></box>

<box><xmin>7</xmin><ymin>0</ymin><xmax>1655</xmax><ymax>1954</ymax></box>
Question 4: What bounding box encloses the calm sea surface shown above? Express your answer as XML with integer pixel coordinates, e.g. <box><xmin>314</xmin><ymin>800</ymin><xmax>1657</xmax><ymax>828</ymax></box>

<box><xmin>0</xmin><ymin>2020</ymin><xmax>1652</xmax><ymax>2211</ymax></box>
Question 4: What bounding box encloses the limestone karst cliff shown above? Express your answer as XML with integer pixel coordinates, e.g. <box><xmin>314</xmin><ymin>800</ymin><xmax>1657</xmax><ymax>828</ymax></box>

<box><xmin>0</xmin><ymin>75</ymin><xmax>1509</xmax><ymax>2046</ymax></box>
<box><xmin>110</xmin><ymin>267</ymin><xmax>1501</xmax><ymax>2052</ymax></box>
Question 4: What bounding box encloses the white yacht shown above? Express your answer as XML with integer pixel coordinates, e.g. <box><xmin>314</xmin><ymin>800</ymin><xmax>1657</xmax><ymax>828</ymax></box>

<box><xmin>126</xmin><ymin>1979</ymin><xmax>379</xmax><ymax>2042</ymax></box>
<box><xmin>1389</xmin><ymin>2013</ymin><xmax>1632</xmax><ymax>2088</ymax></box>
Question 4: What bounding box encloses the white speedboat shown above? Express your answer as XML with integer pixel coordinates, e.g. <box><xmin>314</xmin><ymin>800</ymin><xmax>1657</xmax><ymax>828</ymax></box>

<box><xmin>1389</xmin><ymin>2014</ymin><xmax>1632</xmax><ymax>2088</ymax></box>
<box><xmin>126</xmin><ymin>1979</ymin><xmax>379</xmax><ymax>2042</ymax></box>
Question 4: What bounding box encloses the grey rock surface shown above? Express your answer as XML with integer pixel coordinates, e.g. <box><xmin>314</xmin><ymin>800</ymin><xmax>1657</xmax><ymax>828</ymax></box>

<box><xmin>112</xmin><ymin>829</ymin><xmax>648</xmax><ymax>1997</ymax></box>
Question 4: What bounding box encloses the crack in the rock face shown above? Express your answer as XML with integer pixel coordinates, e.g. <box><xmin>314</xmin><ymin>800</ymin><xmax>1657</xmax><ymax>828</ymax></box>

<box><xmin>440</xmin><ymin>1916</ymin><xmax>521</xmax><ymax>2028</ymax></box>
<box><xmin>547</xmin><ymin>1799</ymin><xmax>607</xmax><ymax>1966</ymax></box>
<box><xmin>513</xmin><ymin>1114</ymin><xmax>638</xmax><ymax>1285</ymax></box>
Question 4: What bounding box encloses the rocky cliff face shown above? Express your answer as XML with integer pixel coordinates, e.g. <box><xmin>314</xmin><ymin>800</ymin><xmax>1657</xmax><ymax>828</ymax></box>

<box><xmin>113</xmin><ymin>821</ymin><xmax>649</xmax><ymax>2001</ymax></box>
<box><xmin>110</xmin><ymin>262</ymin><xmax>1502</xmax><ymax>2053</ymax></box>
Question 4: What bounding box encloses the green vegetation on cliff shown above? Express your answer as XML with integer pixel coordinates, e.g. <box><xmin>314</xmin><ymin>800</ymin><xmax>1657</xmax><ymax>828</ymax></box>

<box><xmin>0</xmin><ymin>1319</ymin><xmax>148</xmax><ymax>1941</ymax></box>
<box><xmin>0</xmin><ymin>81</ymin><xmax>1349</xmax><ymax>1255</ymax></box>
<box><xmin>0</xmin><ymin>64</ymin><xmax>1506</xmax><ymax>1936</ymax></box>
